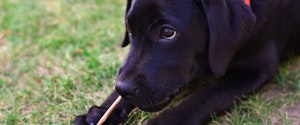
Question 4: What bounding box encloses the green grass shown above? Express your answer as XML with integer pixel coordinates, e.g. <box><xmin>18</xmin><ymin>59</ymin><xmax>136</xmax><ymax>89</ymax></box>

<box><xmin>0</xmin><ymin>0</ymin><xmax>127</xmax><ymax>124</ymax></box>
<box><xmin>0</xmin><ymin>0</ymin><xmax>299</xmax><ymax>124</ymax></box>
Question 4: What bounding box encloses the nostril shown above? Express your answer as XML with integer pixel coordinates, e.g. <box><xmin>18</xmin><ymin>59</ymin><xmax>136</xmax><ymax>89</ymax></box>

<box><xmin>115</xmin><ymin>81</ymin><xmax>137</xmax><ymax>98</ymax></box>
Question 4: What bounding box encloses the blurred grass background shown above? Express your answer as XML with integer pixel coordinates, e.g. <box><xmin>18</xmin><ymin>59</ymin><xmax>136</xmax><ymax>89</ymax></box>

<box><xmin>0</xmin><ymin>0</ymin><xmax>299</xmax><ymax>125</ymax></box>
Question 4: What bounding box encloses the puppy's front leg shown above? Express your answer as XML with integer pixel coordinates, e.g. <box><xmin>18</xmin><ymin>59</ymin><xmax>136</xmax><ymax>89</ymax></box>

<box><xmin>75</xmin><ymin>91</ymin><xmax>135</xmax><ymax>125</ymax></box>
<box><xmin>144</xmin><ymin>69</ymin><xmax>274</xmax><ymax>125</ymax></box>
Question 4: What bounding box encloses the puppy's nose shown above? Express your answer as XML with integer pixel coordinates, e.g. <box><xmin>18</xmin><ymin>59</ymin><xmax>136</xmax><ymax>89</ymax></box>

<box><xmin>115</xmin><ymin>81</ymin><xmax>137</xmax><ymax>99</ymax></box>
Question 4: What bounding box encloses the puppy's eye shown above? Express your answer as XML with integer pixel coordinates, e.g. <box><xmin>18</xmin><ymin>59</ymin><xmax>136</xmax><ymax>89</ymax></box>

<box><xmin>160</xmin><ymin>27</ymin><xmax>176</xmax><ymax>39</ymax></box>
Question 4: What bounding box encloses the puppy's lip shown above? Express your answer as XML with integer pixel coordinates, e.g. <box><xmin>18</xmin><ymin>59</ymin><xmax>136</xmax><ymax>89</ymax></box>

<box><xmin>138</xmin><ymin>96</ymin><xmax>173</xmax><ymax>112</ymax></box>
<box><xmin>138</xmin><ymin>85</ymin><xmax>186</xmax><ymax>112</ymax></box>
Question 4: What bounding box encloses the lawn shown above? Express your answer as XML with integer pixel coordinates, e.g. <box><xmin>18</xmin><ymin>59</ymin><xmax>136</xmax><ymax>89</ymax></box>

<box><xmin>0</xmin><ymin>0</ymin><xmax>299</xmax><ymax>125</ymax></box>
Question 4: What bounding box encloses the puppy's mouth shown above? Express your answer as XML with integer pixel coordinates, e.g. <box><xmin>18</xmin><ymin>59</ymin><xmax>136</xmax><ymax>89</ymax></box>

<box><xmin>139</xmin><ymin>94</ymin><xmax>174</xmax><ymax>112</ymax></box>
<box><xmin>138</xmin><ymin>86</ymin><xmax>185</xmax><ymax>112</ymax></box>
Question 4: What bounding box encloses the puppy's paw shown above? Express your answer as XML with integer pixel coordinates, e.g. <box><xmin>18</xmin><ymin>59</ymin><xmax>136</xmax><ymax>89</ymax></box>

<box><xmin>74</xmin><ymin>106</ymin><xmax>127</xmax><ymax>125</ymax></box>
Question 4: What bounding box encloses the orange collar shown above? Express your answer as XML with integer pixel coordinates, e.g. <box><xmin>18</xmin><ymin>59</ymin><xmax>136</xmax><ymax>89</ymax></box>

<box><xmin>245</xmin><ymin>0</ymin><xmax>250</xmax><ymax>6</ymax></box>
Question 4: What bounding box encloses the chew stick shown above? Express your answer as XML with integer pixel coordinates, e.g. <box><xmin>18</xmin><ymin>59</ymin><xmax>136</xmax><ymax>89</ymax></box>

<box><xmin>97</xmin><ymin>96</ymin><xmax>122</xmax><ymax>125</ymax></box>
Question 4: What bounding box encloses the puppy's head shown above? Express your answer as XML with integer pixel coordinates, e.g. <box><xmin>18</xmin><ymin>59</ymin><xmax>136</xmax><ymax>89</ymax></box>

<box><xmin>116</xmin><ymin>0</ymin><xmax>255</xmax><ymax>112</ymax></box>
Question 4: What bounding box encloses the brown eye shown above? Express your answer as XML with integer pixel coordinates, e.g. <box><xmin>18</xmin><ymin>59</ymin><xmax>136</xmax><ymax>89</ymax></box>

<box><xmin>160</xmin><ymin>27</ymin><xmax>176</xmax><ymax>39</ymax></box>
<box><xmin>126</xmin><ymin>24</ymin><xmax>132</xmax><ymax>34</ymax></box>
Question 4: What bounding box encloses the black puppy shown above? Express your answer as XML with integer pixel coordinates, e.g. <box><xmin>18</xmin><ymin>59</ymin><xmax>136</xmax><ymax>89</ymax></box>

<box><xmin>75</xmin><ymin>0</ymin><xmax>300</xmax><ymax>124</ymax></box>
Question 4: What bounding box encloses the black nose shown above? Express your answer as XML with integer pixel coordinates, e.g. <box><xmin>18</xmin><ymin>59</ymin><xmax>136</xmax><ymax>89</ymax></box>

<box><xmin>115</xmin><ymin>81</ymin><xmax>137</xmax><ymax>99</ymax></box>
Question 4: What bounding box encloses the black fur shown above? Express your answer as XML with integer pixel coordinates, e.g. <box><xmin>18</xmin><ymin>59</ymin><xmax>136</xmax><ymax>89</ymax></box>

<box><xmin>75</xmin><ymin>0</ymin><xmax>300</xmax><ymax>124</ymax></box>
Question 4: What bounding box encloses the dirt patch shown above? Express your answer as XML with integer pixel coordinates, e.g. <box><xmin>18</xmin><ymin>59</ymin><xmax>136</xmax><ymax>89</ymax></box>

<box><xmin>260</xmin><ymin>84</ymin><xmax>285</xmax><ymax>102</ymax></box>
<box><xmin>261</xmin><ymin>57</ymin><xmax>300</xmax><ymax>125</ymax></box>
<box><xmin>285</xmin><ymin>102</ymin><xmax>300</xmax><ymax>123</ymax></box>
<box><xmin>269</xmin><ymin>101</ymin><xmax>300</xmax><ymax>125</ymax></box>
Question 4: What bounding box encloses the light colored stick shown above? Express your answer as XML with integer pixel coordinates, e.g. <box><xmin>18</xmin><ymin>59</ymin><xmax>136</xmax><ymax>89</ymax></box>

<box><xmin>97</xmin><ymin>96</ymin><xmax>123</xmax><ymax>125</ymax></box>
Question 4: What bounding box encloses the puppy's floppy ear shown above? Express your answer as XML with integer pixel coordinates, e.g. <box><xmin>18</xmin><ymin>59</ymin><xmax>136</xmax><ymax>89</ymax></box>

<box><xmin>195</xmin><ymin>0</ymin><xmax>256</xmax><ymax>77</ymax></box>
<box><xmin>121</xmin><ymin>0</ymin><xmax>132</xmax><ymax>47</ymax></box>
